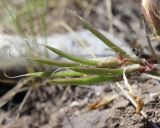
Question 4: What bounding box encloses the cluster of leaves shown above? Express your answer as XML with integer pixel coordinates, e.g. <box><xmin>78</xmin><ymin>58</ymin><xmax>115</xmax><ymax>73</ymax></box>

<box><xmin>26</xmin><ymin>14</ymin><xmax>157</xmax><ymax>86</ymax></box>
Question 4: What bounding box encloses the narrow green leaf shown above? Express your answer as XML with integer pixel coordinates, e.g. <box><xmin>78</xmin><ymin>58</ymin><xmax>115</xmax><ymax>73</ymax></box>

<box><xmin>45</xmin><ymin>45</ymin><xmax>99</xmax><ymax>66</ymax></box>
<box><xmin>69</xmin><ymin>66</ymin><xmax>123</xmax><ymax>76</ymax></box>
<box><xmin>50</xmin><ymin>75</ymin><xmax>120</xmax><ymax>85</ymax></box>
<box><xmin>77</xmin><ymin>14</ymin><xmax>143</xmax><ymax>64</ymax></box>
<box><xmin>68</xmin><ymin>10</ymin><xmax>129</xmax><ymax>57</ymax></box>
<box><xmin>22</xmin><ymin>70</ymin><xmax>84</xmax><ymax>78</ymax></box>
<box><xmin>51</xmin><ymin>70</ymin><xmax>84</xmax><ymax>78</ymax></box>
<box><xmin>70</xmin><ymin>64</ymin><xmax>142</xmax><ymax>76</ymax></box>
<box><xmin>32</xmin><ymin>57</ymin><xmax>79</xmax><ymax>67</ymax></box>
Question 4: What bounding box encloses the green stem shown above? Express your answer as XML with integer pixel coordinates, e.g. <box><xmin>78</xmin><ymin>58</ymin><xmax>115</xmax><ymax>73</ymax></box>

<box><xmin>69</xmin><ymin>64</ymin><xmax>142</xmax><ymax>76</ymax></box>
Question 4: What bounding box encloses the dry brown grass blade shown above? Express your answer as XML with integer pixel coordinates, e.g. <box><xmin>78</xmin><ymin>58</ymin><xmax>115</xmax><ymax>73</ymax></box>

<box><xmin>116</xmin><ymin>82</ymin><xmax>148</xmax><ymax>118</ymax></box>
<box><xmin>16</xmin><ymin>87</ymin><xmax>32</xmax><ymax>119</ymax></box>
<box><xmin>123</xmin><ymin>69</ymin><xmax>144</xmax><ymax>114</ymax></box>
<box><xmin>130</xmin><ymin>94</ymin><xmax>144</xmax><ymax>114</ymax></box>
<box><xmin>0</xmin><ymin>78</ymin><xmax>32</xmax><ymax>108</ymax></box>
<box><xmin>86</xmin><ymin>94</ymin><xmax>118</xmax><ymax>111</ymax></box>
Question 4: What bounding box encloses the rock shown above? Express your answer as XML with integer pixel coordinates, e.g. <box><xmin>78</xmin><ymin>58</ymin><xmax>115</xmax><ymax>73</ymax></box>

<box><xmin>0</xmin><ymin>30</ymin><xmax>130</xmax><ymax>69</ymax></box>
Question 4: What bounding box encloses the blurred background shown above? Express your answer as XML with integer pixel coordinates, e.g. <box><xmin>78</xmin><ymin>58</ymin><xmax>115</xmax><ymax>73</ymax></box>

<box><xmin>0</xmin><ymin>0</ymin><xmax>144</xmax><ymax>43</ymax></box>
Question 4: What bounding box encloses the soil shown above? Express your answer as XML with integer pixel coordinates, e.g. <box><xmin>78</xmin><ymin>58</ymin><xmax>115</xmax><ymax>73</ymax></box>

<box><xmin>0</xmin><ymin>0</ymin><xmax>160</xmax><ymax>128</ymax></box>
<box><xmin>1</xmin><ymin>76</ymin><xmax>160</xmax><ymax>128</ymax></box>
